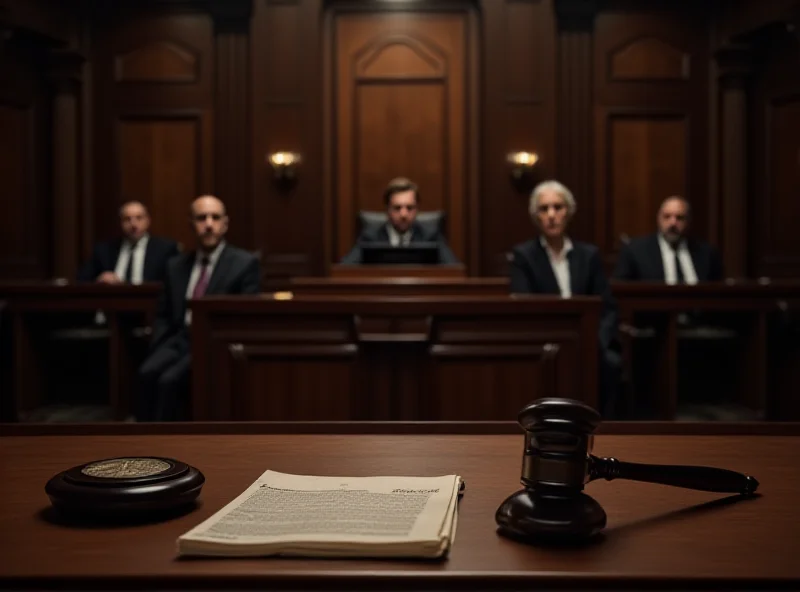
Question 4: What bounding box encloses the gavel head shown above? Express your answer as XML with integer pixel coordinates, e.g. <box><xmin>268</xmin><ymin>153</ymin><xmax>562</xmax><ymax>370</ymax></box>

<box><xmin>495</xmin><ymin>398</ymin><xmax>607</xmax><ymax>543</ymax></box>
<box><xmin>518</xmin><ymin>397</ymin><xmax>601</xmax><ymax>494</ymax></box>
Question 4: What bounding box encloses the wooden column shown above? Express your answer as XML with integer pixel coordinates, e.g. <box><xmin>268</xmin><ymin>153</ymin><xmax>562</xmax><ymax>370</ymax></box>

<box><xmin>715</xmin><ymin>44</ymin><xmax>752</xmax><ymax>279</ymax></box>
<box><xmin>554</xmin><ymin>0</ymin><xmax>597</xmax><ymax>242</ymax></box>
<box><xmin>208</xmin><ymin>0</ymin><xmax>253</xmax><ymax>249</ymax></box>
<box><xmin>48</xmin><ymin>49</ymin><xmax>84</xmax><ymax>281</ymax></box>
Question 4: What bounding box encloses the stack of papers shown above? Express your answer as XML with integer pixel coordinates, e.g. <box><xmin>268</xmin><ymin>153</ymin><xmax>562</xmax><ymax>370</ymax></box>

<box><xmin>177</xmin><ymin>470</ymin><xmax>463</xmax><ymax>559</ymax></box>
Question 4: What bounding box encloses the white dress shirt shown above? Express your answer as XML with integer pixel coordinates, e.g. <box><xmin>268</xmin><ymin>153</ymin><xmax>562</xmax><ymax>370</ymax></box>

<box><xmin>386</xmin><ymin>224</ymin><xmax>411</xmax><ymax>246</ymax></box>
<box><xmin>113</xmin><ymin>234</ymin><xmax>149</xmax><ymax>284</ymax></box>
<box><xmin>657</xmin><ymin>234</ymin><xmax>698</xmax><ymax>285</ymax></box>
<box><xmin>541</xmin><ymin>236</ymin><xmax>573</xmax><ymax>298</ymax></box>
<box><xmin>184</xmin><ymin>241</ymin><xmax>226</xmax><ymax>325</ymax></box>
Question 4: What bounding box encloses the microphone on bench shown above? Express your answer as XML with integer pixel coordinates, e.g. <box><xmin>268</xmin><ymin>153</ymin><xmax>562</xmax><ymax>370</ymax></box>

<box><xmin>495</xmin><ymin>397</ymin><xmax>759</xmax><ymax>543</ymax></box>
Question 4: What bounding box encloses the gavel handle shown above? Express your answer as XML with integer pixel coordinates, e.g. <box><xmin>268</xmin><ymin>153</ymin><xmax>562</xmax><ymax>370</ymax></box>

<box><xmin>589</xmin><ymin>456</ymin><xmax>759</xmax><ymax>495</ymax></box>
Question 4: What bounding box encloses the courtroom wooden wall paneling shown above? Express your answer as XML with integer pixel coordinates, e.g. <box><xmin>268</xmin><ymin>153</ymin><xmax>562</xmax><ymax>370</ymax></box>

<box><xmin>0</xmin><ymin>0</ymin><xmax>78</xmax><ymax>281</ymax></box>
<box><xmin>208</xmin><ymin>0</ymin><xmax>253</xmax><ymax>254</ymax></box>
<box><xmin>554</xmin><ymin>0</ymin><xmax>595</xmax><ymax>247</ymax></box>
<box><xmin>481</xmin><ymin>0</ymin><xmax>557</xmax><ymax>276</ymax></box>
<box><xmin>1</xmin><ymin>0</ymin><xmax>76</xmax><ymax>45</ymax></box>
<box><xmin>331</xmin><ymin>9</ymin><xmax>471</xmax><ymax>266</ymax></box>
<box><xmin>0</xmin><ymin>35</ymin><xmax>52</xmax><ymax>279</ymax></box>
<box><xmin>715</xmin><ymin>0</ymin><xmax>800</xmax><ymax>43</ymax></box>
<box><xmin>3</xmin><ymin>0</ymin><xmax>799</xmax><ymax>285</ymax></box>
<box><xmin>752</xmin><ymin>26</ymin><xmax>800</xmax><ymax>279</ymax></box>
<box><xmin>593</xmin><ymin>2</ymin><xmax>713</xmax><ymax>267</ymax></box>
<box><xmin>90</xmin><ymin>4</ymin><xmax>217</xmax><ymax>253</ymax></box>
<box><xmin>252</xmin><ymin>0</ymin><xmax>324</xmax><ymax>282</ymax></box>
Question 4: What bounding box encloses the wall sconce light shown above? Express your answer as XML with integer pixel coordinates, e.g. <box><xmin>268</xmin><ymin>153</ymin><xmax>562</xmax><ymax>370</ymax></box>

<box><xmin>267</xmin><ymin>151</ymin><xmax>302</xmax><ymax>180</ymax></box>
<box><xmin>506</xmin><ymin>151</ymin><xmax>539</xmax><ymax>180</ymax></box>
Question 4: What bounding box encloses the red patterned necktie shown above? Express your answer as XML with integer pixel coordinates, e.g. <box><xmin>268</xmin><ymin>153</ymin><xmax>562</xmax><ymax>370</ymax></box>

<box><xmin>192</xmin><ymin>257</ymin><xmax>210</xmax><ymax>298</ymax></box>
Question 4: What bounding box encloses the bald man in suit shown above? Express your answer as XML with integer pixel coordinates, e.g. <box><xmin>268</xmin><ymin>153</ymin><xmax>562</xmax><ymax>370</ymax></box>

<box><xmin>136</xmin><ymin>195</ymin><xmax>260</xmax><ymax>421</ymax></box>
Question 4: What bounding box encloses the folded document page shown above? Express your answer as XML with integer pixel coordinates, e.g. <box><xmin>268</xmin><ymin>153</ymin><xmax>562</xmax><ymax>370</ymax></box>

<box><xmin>177</xmin><ymin>470</ymin><xmax>463</xmax><ymax>559</ymax></box>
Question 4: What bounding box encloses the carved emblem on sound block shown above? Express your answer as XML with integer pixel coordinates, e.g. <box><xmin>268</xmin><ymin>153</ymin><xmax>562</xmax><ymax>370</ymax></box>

<box><xmin>81</xmin><ymin>458</ymin><xmax>171</xmax><ymax>479</ymax></box>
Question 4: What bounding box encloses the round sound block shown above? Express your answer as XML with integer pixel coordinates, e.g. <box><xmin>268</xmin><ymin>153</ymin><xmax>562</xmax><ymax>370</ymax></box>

<box><xmin>45</xmin><ymin>456</ymin><xmax>205</xmax><ymax>520</ymax></box>
<box><xmin>496</xmin><ymin>489</ymin><xmax>606</xmax><ymax>544</ymax></box>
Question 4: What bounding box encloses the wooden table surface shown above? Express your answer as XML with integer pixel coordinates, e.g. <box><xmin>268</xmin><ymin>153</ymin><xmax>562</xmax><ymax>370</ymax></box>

<box><xmin>0</xmin><ymin>431</ymin><xmax>796</xmax><ymax>590</ymax></box>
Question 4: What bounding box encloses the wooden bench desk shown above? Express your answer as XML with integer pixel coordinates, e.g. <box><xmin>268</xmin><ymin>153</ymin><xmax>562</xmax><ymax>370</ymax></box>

<box><xmin>0</xmin><ymin>282</ymin><xmax>160</xmax><ymax>421</ymax></box>
<box><xmin>189</xmin><ymin>295</ymin><xmax>601</xmax><ymax>421</ymax></box>
<box><xmin>289</xmin><ymin>276</ymin><xmax>508</xmax><ymax>297</ymax></box>
<box><xmin>1</xmin><ymin>421</ymin><xmax>797</xmax><ymax>590</ymax></box>
<box><xmin>612</xmin><ymin>281</ymin><xmax>800</xmax><ymax>420</ymax></box>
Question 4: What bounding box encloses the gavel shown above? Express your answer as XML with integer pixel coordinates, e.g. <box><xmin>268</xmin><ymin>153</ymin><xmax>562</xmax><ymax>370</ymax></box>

<box><xmin>495</xmin><ymin>398</ymin><xmax>759</xmax><ymax>542</ymax></box>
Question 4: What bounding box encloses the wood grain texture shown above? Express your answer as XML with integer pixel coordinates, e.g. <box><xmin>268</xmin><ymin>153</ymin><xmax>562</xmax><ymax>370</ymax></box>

<box><xmin>0</xmin><ymin>0</ymin><xmax>76</xmax><ymax>44</ymax></box>
<box><xmin>605</xmin><ymin>114</ymin><xmax>687</xmax><ymax>245</ymax></box>
<box><xmin>752</xmin><ymin>30</ymin><xmax>800</xmax><ymax>278</ymax></box>
<box><xmin>49</xmin><ymin>49</ymin><xmax>85</xmax><ymax>282</ymax></box>
<box><xmin>115</xmin><ymin>41</ymin><xmax>198</xmax><ymax>82</ymax></box>
<box><xmin>593</xmin><ymin>6</ymin><xmax>711</xmax><ymax>266</ymax></box>
<box><xmin>0</xmin><ymin>433</ymin><xmax>797</xmax><ymax>588</ymax></box>
<box><xmin>189</xmin><ymin>296</ymin><xmax>600</xmax><ymax>421</ymax></box>
<box><xmin>610</xmin><ymin>36</ymin><xmax>688</xmax><ymax>80</ymax></box>
<box><xmin>91</xmin><ymin>10</ymin><xmax>215</xmax><ymax>252</ymax></box>
<box><xmin>0</xmin><ymin>40</ymin><xmax>50</xmax><ymax>280</ymax></box>
<box><xmin>4</xmin><ymin>420</ymin><xmax>800</xmax><ymax>436</ymax></box>
<box><xmin>289</xmin><ymin>277</ymin><xmax>509</xmax><ymax>296</ymax></box>
<box><xmin>253</xmin><ymin>0</ymin><xmax>323</xmax><ymax>279</ymax></box>
<box><xmin>482</xmin><ymin>0</ymin><xmax>557</xmax><ymax>276</ymax></box>
<box><xmin>212</xmin><ymin>7</ymin><xmax>252</xmax><ymax>250</ymax></box>
<box><xmin>556</xmin><ymin>25</ymin><xmax>594</xmax><ymax>244</ymax></box>
<box><xmin>715</xmin><ymin>0</ymin><xmax>799</xmax><ymax>43</ymax></box>
<box><xmin>614</xmin><ymin>282</ymin><xmax>780</xmax><ymax>420</ymax></box>
<box><xmin>117</xmin><ymin>115</ymin><xmax>211</xmax><ymax>249</ymax></box>
<box><xmin>0</xmin><ymin>283</ymin><xmax>160</xmax><ymax>421</ymax></box>
<box><xmin>333</xmin><ymin>11</ymin><xmax>469</xmax><ymax>264</ymax></box>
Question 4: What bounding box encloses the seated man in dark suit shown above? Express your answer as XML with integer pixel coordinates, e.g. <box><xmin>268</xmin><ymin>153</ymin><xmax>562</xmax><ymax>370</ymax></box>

<box><xmin>136</xmin><ymin>195</ymin><xmax>260</xmax><ymax>421</ymax></box>
<box><xmin>340</xmin><ymin>177</ymin><xmax>458</xmax><ymax>265</ymax></box>
<box><xmin>78</xmin><ymin>200</ymin><xmax>179</xmax><ymax>284</ymax></box>
<box><xmin>509</xmin><ymin>180</ymin><xmax>621</xmax><ymax>416</ymax></box>
<box><xmin>613</xmin><ymin>195</ymin><xmax>723</xmax><ymax>283</ymax></box>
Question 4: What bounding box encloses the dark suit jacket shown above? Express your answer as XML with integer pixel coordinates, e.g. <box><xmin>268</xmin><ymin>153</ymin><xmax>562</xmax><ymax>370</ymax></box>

<box><xmin>509</xmin><ymin>239</ymin><xmax>619</xmax><ymax>355</ymax></box>
<box><xmin>340</xmin><ymin>221</ymin><xmax>458</xmax><ymax>265</ymax></box>
<box><xmin>612</xmin><ymin>233</ymin><xmax>723</xmax><ymax>282</ymax></box>
<box><xmin>77</xmin><ymin>236</ymin><xmax>179</xmax><ymax>283</ymax></box>
<box><xmin>150</xmin><ymin>244</ymin><xmax>260</xmax><ymax>351</ymax></box>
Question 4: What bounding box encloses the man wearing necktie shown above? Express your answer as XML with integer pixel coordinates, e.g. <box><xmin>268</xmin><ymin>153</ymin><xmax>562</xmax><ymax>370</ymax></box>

<box><xmin>136</xmin><ymin>195</ymin><xmax>260</xmax><ymax>421</ymax></box>
<box><xmin>613</xmin><ymin>196</ymin><xmax>723</xmax><ymax>284</ymax></box>
<box><xmin>77</xmin><ymin>200</ymin><xmax>179</xmax><ymax>285</ymax></box>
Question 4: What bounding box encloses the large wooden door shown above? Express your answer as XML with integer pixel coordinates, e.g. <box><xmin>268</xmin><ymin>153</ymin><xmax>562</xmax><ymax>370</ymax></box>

<box><xmin>331</xmin><ymin>11</ymin><xmax>470</xmax><ymax>264</ymax></box>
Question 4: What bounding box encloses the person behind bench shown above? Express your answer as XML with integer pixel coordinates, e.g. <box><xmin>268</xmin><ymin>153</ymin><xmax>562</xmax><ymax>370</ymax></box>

<box><xmin>77</xmin><ymin>200</ymin><xmax>178</xmax><ymax>285</ymax></box>
<box><xmin>136</xmin><ymin>195</ymin><xmax>260</xmax><ymax>422</ymax></box>
<box><xmin>340</xmin><ymin>177</ymin><xmax>458</xmax><ymax>265</ymax></box>
<box><xmin>613</xmin><ymin>195</ymin><xmax>723</xmax><ymax>284</ymax></box>
<box><xmin>508</xmin><ymin>180</ymin><xmax>621</xmax><ymax>417</ymax></box>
